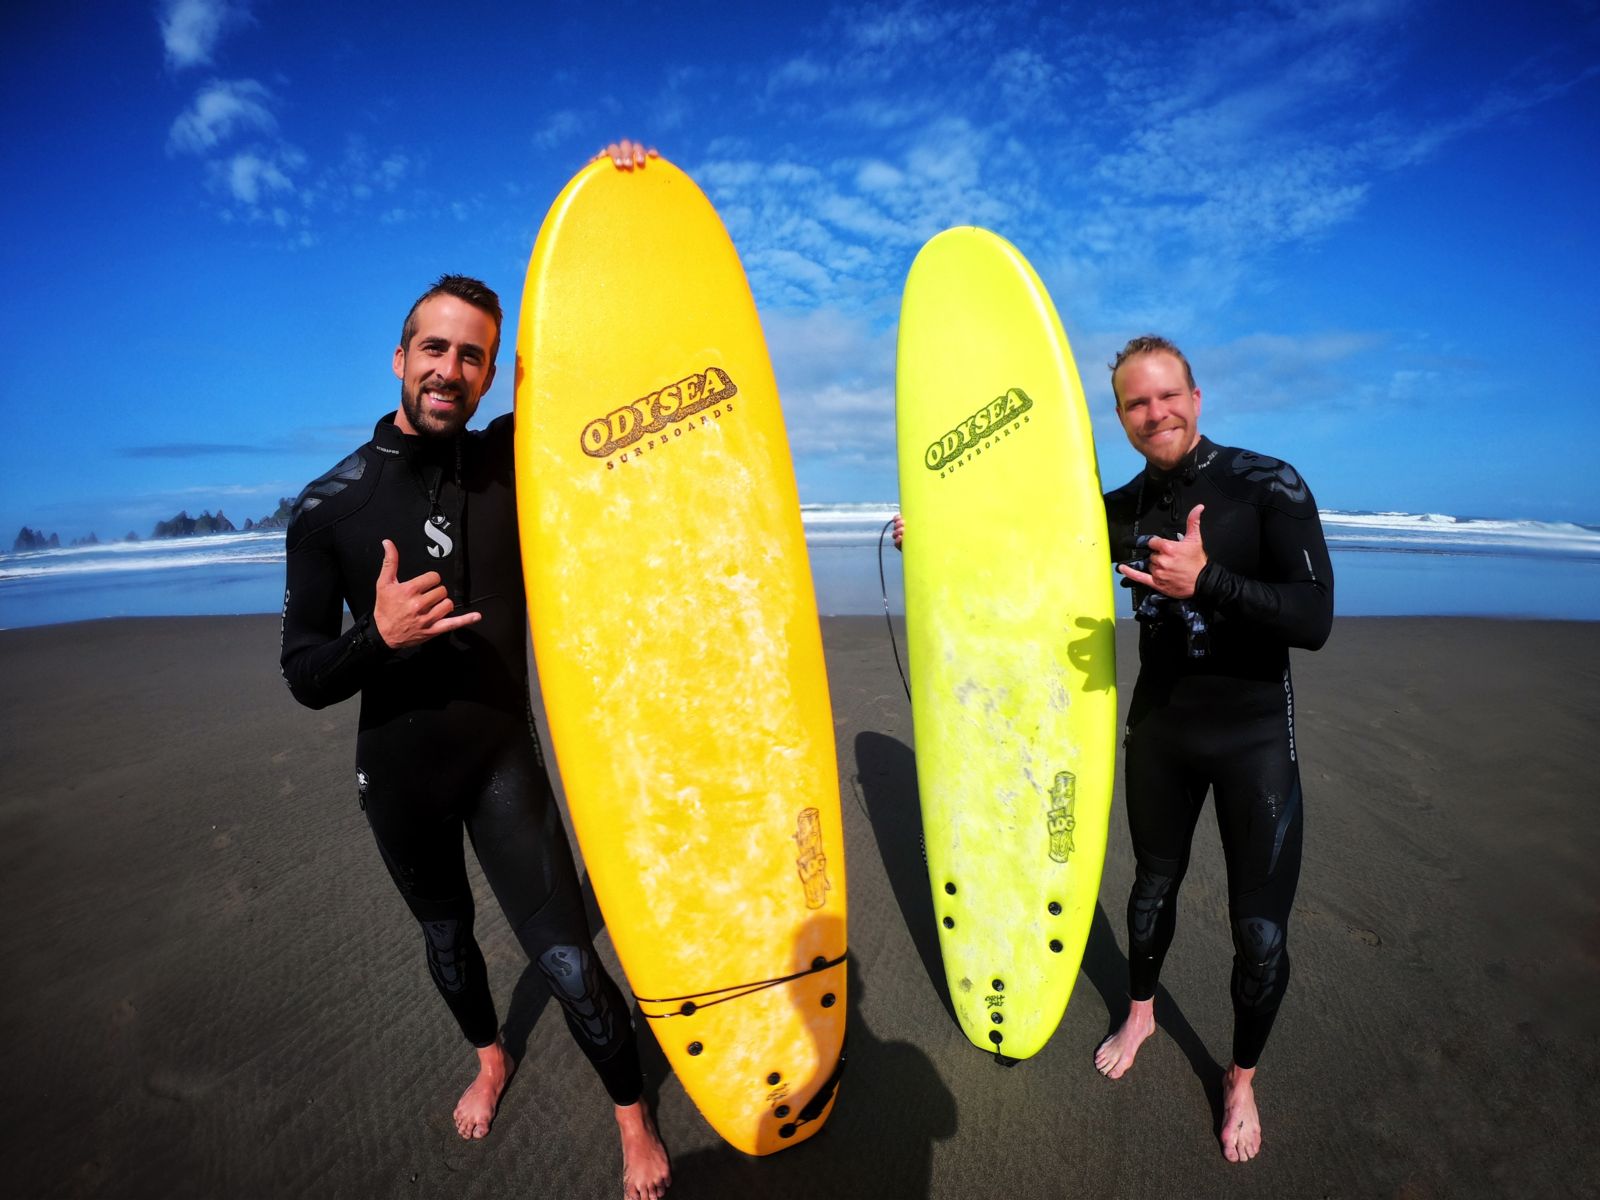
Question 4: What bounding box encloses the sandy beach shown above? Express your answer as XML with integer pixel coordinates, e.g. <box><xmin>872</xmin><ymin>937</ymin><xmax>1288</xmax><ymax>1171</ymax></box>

<box><xmin>1</xmin><ymin>614</ymin><xmax>1596</xmax><ymax>1199</ymax></box>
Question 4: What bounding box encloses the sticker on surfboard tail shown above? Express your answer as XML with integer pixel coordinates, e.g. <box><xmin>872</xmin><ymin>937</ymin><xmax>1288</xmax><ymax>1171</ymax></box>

<box><xmin>794</xmin><ymin>807</ymin><xmax>832</xmax><ymax>909</ymax></box>
<box><xmin>1048</xmin><ymin>771</ymin><xmax>1077</xmax><ymax>863</ymax></box>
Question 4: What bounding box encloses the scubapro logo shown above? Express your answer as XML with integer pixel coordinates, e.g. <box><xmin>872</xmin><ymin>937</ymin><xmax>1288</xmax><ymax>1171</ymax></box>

<box><xmin>424</xmin><ymin>514</ymin><xmax>454</xmax><ymax>559</ymax></box>
<box><xmin>581</xmin><ymin>367</ymin><xmax>738</xmax><ymax>459</ymax></box>
<box><xmin>925</xmin><ymin>387</ymin><xmax>1033</xmax><ymax>472</ymax></box>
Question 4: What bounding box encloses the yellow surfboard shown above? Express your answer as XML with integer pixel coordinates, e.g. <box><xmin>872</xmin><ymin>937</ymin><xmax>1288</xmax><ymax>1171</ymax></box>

<box><xmin>513</xmin><ymin>159</ymin><xmax>846</xmax><ymax>1154</ymax></box>
<box><xmin>896</xmin><ymin>227</ymin><xmax>1116</xmax><ymax>1059</ymax></box>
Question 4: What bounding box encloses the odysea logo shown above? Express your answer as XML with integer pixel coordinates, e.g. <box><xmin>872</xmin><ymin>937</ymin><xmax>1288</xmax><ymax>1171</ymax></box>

<box><xmin>924</xmin><ymin>387</ymin><xmax>1033</xmax><ymax>472</ymax></box>
<box><xmin>580</xmin><ymin>366</ymin><xmax>738</xmax><ymax>460</ymax></box>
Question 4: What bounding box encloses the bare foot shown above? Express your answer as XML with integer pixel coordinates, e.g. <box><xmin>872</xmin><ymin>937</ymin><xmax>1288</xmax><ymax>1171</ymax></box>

<box><xmin>453</xmin><ymin>1039</ymin><xmax>514</xmax><ymax>1140</ymax></box>
<box><xmin>1094</xmin><ymin>997</ymin><xmax>1156</xmax><ymax>1079</ymax></box>
<box><xmin>1220</xmin><ymin>1063</ymin><xmax>1262</xmax><ymax>1162</ymax></box>
<box><xmin>616</xmin><ymin>1098</ymin><xmax>671</xmax><ymax>1200</ymax></box>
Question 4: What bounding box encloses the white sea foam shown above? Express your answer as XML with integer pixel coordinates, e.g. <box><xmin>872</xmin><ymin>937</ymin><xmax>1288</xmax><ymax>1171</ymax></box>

<box><xmin>1318</xmin><ymin>511</ymin><xmax>1600</xmax><ymax>557</ymax></box>
<box><xmin>2</xmin><ymin>507</ymin><xmax>1597</xmax><ymax>583</ymax></box>
<box><xmin>0</xmin><ymin>530</ymin><xmax>290</xmax><ymax>580</ymax></box>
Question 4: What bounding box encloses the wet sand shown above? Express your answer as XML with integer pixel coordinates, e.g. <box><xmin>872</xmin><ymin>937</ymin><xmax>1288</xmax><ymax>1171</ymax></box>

<box><xmin>1</xmin><ymin>615</ymin><xmax>1596</xmax><ymax>1198</ymax></box>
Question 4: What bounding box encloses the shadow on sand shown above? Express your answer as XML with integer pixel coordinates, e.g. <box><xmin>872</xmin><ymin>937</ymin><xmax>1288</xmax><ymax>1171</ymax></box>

<box><xmin>1076</xmin><ymin>898</ymin><xmax>1224</xmax><ymax>1124</ymax></box>
<box><xmin>851</xmin><ymin>730</ymin><xmax>955</xmax><ymax>1022</ymax></box>
<box><xmin>656</xmin><ymin>956</ymin><xmax>958</xmax><ymax>1198</ymax></box>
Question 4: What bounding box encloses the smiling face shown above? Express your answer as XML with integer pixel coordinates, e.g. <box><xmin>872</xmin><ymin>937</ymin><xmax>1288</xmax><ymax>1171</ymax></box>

<box><xmin>1113</xmin><ymin>350</ymin><xmax>1203</xmax><ymax>472</ymax></box>
<box><xmin>392</xmin><ymin>294</ymin><xmax>498</xmax><ymax>438</ymax></box>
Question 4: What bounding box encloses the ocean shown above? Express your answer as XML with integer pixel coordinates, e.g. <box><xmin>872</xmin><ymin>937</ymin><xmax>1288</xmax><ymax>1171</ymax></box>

<box><xmin>2</xmin><ymin>506</ymin><xmax>1598</xmax><ymax>630</ymax></box>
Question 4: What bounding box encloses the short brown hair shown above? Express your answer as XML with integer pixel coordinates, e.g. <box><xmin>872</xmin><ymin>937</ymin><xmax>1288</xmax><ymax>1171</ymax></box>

<box><xmin>400</xmin><ymin>274</ymin><xmax>503</xmax><ymax>363</ymax></box>
<box><xmin>1109</xmin><ymin>335</ymin><xmax>1195</xmax><ymax>403</ymax></box>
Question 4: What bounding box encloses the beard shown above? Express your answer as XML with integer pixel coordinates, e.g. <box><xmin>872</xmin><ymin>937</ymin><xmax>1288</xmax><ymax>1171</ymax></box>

<box><xmin>400</xmin><ymin>376</ymin><xmax>475</xmax><ymax>438</ymax></box>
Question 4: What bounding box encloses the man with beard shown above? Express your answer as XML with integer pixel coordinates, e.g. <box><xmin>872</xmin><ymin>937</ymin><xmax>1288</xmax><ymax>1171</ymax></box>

<box><xmin>1092</xmin><ymin>335</ymin><xmax>1333</xmax><ymax>1164</ymax></box>
<box><xmin>280</xmin><ymin>134</ymin><xmax>669</xmax><ymax>1200</ymax></box>
<box><xmin>891</xmin><ymin>334</ymin><xmax>1332</xmax><ymax>1162</ymax></box>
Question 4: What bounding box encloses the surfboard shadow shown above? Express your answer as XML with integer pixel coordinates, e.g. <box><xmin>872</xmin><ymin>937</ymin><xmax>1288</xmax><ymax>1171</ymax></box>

<box><xmin>1068</xmin><ymin>615</ymin><xmax>1117</xmax><ymax>693</ymax></box>
<box><xmin>664</xmin><ymin>952</ymin><xmax>957</xmax><ymax>1196</ymax></box>
<box><xmin>852</xmin><ymin>730</ymin><xmax>956</xmax><ymax>1022</ymax></box>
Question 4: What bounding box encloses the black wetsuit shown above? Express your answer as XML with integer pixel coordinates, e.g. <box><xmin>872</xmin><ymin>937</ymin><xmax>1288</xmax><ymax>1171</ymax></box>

<box><xmin>280</xmin><ymin>412</ymin><xmax>642</xmax><ymax>1104</ymax></box>
<box><xmin>1104</xmin><ymin>436</ymin><xmax>1333</xmax><ymax>1069</ymax></box>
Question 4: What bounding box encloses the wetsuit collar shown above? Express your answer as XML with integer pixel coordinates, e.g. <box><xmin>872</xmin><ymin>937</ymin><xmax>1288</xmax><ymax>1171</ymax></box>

<box><xmin>1144</xmin><ymin>435</ymin><xmax>1218</xmax><ymax>486</ymax></box>
<box><xmin>371</xmin><ymin>413</ymin><xmax>407</xmax><ymax>457</ymax></box>
<box><xmin>371</xmin><ymin>412</ymin><xmax>460</xmax><ymax>465</ymax></box>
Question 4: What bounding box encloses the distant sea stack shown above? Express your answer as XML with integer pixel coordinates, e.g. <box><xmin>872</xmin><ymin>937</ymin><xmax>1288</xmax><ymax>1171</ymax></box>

<box><xmin>10</xmin><ymin>502</ymin><xmax>293</xmax><ymax>551</ymax></box>
<box><xmin>12</xmin><ymin>526</ymin><xmax>61</xmax><ymax>553</ymax></box>
<box><xmin>153</xmin><ymin>510</ymin><xmax>237</xmax><ymax>539</ymax></box>
<box><xmin>250</xmin><ymin>498</ymin><xmax>296</xmax><ymax>531</ymax></box>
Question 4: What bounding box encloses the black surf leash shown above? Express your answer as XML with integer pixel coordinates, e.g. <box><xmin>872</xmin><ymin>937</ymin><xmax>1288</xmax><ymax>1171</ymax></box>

<box><xmin>878</xmin><ymin>518</ymin><xmax>911</xmax><ymax>703</ymax></box>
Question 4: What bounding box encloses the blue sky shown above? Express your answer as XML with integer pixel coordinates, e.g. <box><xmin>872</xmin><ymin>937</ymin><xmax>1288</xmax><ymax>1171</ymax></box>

<box><xmin>4</xmin><ymin>0</ymin><xmax>1598</xmax><ymax>541</ymax></box>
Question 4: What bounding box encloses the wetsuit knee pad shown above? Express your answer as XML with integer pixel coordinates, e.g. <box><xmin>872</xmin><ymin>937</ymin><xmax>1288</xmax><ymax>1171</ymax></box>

<box><xmin>1229</xmin><ymin>916</ymin><xmax>1289</xmax><ymax>1012</ymax></box>
<box><xmin>416</xmin><ymin>916</ymin><xmax>498</xmax><ymax>1046</ymax></box>
<box><xmin>1129</xmin><ymin>863</ymin><xmax>1177</xmax><ymax>948</ymax></box>
<box><xmin>422</xmin><ymin>917</ymin><xmax>476</xmax><ymax>995</ymax></box>
<box><xmin>535</xmin><ymin>943</ymin><xmax>643</xmax><ymax>1105</ymax></box>
<box><xmin>1127</xmin><ymin>859</ymin><xmax>1183</xmax><ymax>1002</ymax></box>
<box><xmin>536</xmin><ymin>943</ymin><xmax>620</xmax><ymax>1049</ymax></box>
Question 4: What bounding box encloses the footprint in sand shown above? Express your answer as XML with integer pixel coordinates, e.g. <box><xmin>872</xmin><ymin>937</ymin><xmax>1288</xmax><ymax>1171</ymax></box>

<box><xmin>1347</xmin><ymin>925</ymin><xmax>1382</xmax><ymax>947</ymax></box>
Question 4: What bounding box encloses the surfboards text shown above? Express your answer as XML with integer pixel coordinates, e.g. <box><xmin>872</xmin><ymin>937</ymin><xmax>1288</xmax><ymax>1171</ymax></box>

<box><xmin>581</xmin><ymin>366</ymin><xmax>738</xmax><ymax>459</ymax></box>
<box><xmin>924</xmin><ymin>387</ymin><xmax>1033</xmax><ymax>472</ymax></box>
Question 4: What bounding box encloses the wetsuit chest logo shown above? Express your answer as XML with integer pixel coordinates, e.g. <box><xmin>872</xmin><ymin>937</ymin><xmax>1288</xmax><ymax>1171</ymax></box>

<box><xmin>424</xmin><ymin>513</ymin><xmax>455</xmax><ymax>558</ymax></box>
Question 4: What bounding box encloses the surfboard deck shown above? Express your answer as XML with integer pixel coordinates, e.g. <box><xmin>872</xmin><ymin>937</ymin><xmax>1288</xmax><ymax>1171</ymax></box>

<box><xmin>896</xmin><ymin>226</ymin><xmax>1116</xmax><ymax>1059</ymax></box>
<box><xmin>513</xmin><ymin>158</ymin><xmax>846</xmax><ymax>1154</ymax></box>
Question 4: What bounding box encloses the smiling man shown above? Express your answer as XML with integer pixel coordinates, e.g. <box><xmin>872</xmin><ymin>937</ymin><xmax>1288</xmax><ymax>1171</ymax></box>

<box><xmin>279</xmin><ymin>202</ymin><xmax>670</xmax><ymax>1197</ymax></box>
<box><xmin>1095</xmin><ymin>335</ymin><xmax>1334</xmax><ymax>1164</ymax></box>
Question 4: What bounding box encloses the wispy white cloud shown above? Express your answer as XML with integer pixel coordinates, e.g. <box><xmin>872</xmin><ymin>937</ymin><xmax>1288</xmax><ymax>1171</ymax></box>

<box><xmin>678</xmin><ymin>0</ymin><xmax>1600</xmax><ymax>494</ymax></box>
<box><xmin>159</xmin><ymin>0</ymin><xmax>249</xmax><ymax>71</ymax></box>
<box><xmin>766</xmin><ymin>308</ymin><xmax>897</xmax><ymax>461</ymax></box>
<box><xmin>167</xmin><ymin>78</ymin><xmax>276</xmax><ymax>154</ymax></box>
<box><xmin>533</xmin><ymin>109</ymin><xmax>586</xmax><ymax>150</ymax></box>
<box><xmin>1200</xmin><ymin>331</ymin><xmax>1389</xmax><ymax>412</ymax></box>
<box><xmin>208</xmin><ymin>147</ymin><xmax>302</xmax><ymax>207</ymax></box>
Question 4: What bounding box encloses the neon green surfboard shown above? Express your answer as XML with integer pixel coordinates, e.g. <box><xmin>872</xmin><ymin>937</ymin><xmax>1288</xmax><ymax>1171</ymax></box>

<box><xmin>896</xmin><ymin>226</ymin><xmax>1117</xmax><ymax>1059</ymax></box>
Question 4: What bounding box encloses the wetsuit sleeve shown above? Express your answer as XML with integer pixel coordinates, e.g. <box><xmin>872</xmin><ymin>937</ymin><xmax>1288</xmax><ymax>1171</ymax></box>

<box><xmin>1194</xmin><ymin>493</ymin><xmax>1334</xmax><ymax>651</ymax></box>
<box><xmin>280</xmin><ymin>523</ymin><xmax>392</xmax><ymax>709</ymax></box>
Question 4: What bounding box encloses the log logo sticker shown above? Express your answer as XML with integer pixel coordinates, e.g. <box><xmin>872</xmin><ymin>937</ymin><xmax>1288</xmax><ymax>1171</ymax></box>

<box><xmin>580</xmin><ymin>366</ymin><xmax>738</xmax><ymax>469</ymax></box>
<box><xmin>925</xmin><ymin>386</ymin><xmax>1033</xmax><ymax>477</ymax></box>
<box><xmin>794</xmin><ymin>807</ymin><xmax>831</xmax><ymax>909</ymax></box>
<box><xmin>1047</xmin><ymin>771</ymin><xmax>1077</xmax><ymax>863</ymax></box>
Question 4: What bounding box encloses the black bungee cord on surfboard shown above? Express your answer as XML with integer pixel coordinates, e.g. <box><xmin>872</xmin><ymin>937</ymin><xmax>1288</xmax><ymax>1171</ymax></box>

<box><xmin>631</xmin><ymin>951</ymin><xmax>849</xmax><ymax>1019</ymax></box>
<box><xmin>878</xmin><ymin>518</ymin><xmax>912</xmax><ymax>702</ymax></box>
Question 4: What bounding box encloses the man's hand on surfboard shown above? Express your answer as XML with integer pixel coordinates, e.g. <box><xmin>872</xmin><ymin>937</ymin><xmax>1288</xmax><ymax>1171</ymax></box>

<box><xmin>596</xmin><ymin>138</ymin><xmax>658</xmax><ymax>170</ymax></box>
<box><xmin>372</xmin><ymin>539</ymin><xmax>482</xmax><ymax>649</ymax></box>
<box><xmin>892</xmin><ymin>514</ymin><xmax>905</xmax><ymax>550</ymax></box>
<box><xmin>1118</xmin><ymin>504</ymin><xmax>1208</xmax><ymax>599</ymax></box>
